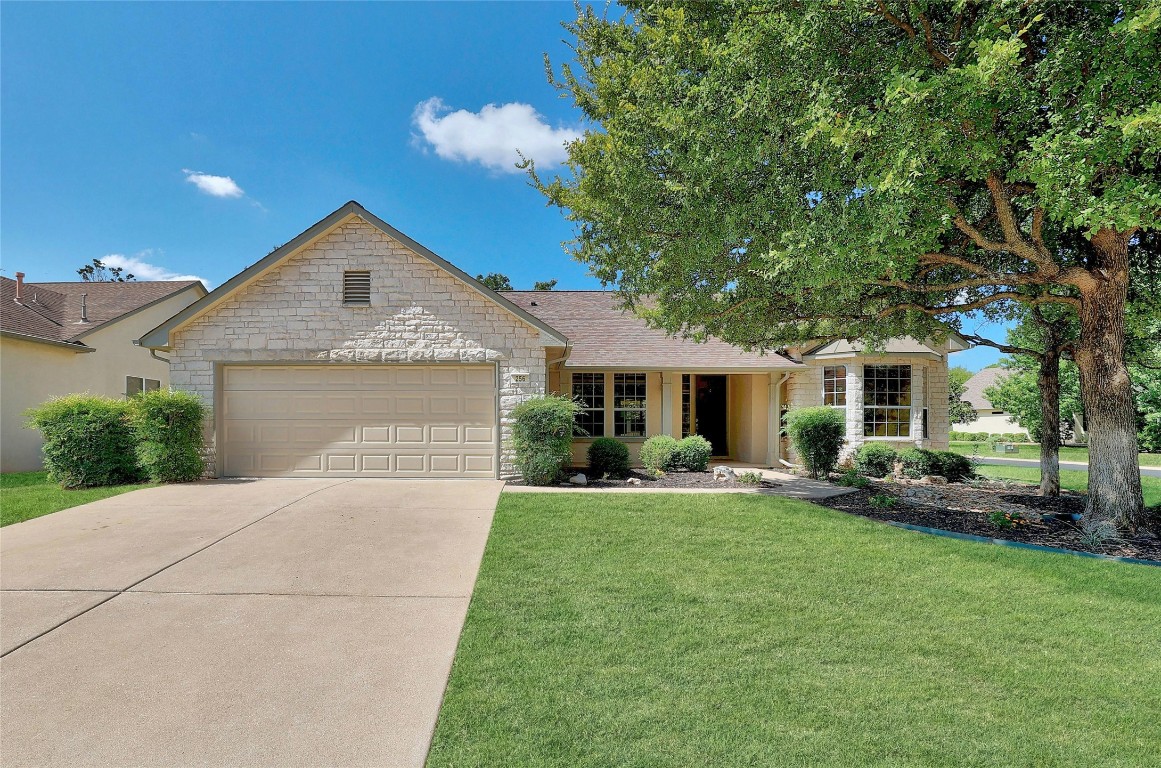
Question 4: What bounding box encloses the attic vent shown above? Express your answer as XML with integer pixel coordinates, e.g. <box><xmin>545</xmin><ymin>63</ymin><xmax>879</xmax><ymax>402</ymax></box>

<box><xmin>343</xmin><ymin>271</ymin><xmax>372</xmax><ymax>306</ymax></box>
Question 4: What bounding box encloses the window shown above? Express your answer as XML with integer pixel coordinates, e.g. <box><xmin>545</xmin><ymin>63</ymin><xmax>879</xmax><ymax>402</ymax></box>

<box><xmin>126</xmin><ymin>376</ymin><xmax>160</xmax><ymax>397</ymax></box>
<box><xmin>572</xmin><ymin>373</ymin><xmax>605</xmax><ymax>437</ymax></box>
<box><xmin>863</xmin><ymin>365</ymin><xmax>912</xmax><ymax>437</ymax></box>
<box><xmin>681</xmin><ymin>374</ymin><xmax>692</xmax><ymax>438</ymax></box>
<box><xmin>614</xmin><ymin>373</ymin><xmax>647</xmax><ymax>437</ymax></box>
<box><xmin>343</xmin><ymin>270</ymin><xmax>372</xmax><ymax>305</ymax></box>
<box><xmin>823</xmin><ymin>365</ymin><xmax>847</xmax><ymax>407</ymax></box>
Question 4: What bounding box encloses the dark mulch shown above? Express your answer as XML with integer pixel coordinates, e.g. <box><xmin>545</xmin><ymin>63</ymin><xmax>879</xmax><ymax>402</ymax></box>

<box><xmin>509</xmin><ymin>468</ymin><xmax>778</xmax><ymax>490</ymax></box>
<box><xmin>819</xmin><ymin>482</ymin><xmax>1160</xmax><ymax>562</ymax></box>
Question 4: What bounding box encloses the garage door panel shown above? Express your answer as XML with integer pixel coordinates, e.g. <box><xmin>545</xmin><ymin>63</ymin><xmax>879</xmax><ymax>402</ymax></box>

<box><xmin>221</xmin><ymin>365</ymin><xmax>497</xmax><ymax>478</ymax></box>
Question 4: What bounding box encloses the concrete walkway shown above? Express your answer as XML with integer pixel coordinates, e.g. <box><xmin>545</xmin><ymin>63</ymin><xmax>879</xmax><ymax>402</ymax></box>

<box><xmin>0</xmin><ymin>478</ymin><xmax>502</xmax><ymax>768</ymax></box>
<box><xmin>973</xmin><ymin>455</ymin><xmax>1161</xmax><ymax>479</ymax></box>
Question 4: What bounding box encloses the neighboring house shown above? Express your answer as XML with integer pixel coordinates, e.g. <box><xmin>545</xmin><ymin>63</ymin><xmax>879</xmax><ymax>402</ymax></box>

<box><xmin>953</xmin><ymin>367</ymin><xmax>1030</xmax><ymax>437</ymax></box>
<box><xmin>0</xmin><ymin>275</ymin><xmax>206</xmax><ymax>472</ymax></box>
<box><xmin>141</xmin><ymin>201</ymin><xmax>963</xmax><ymax>479</ymax></box>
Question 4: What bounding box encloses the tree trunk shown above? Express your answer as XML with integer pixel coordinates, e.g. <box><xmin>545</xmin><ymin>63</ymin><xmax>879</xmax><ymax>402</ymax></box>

<box><xmin>1073</xmin><ymin>228</ymin><xmax>1143</xmax><ymax>530</ymax></box>
<box><xmin>1037</xmin><ymin>346</ymin><xmax>1061</xmax><ymax>497</ymax></box>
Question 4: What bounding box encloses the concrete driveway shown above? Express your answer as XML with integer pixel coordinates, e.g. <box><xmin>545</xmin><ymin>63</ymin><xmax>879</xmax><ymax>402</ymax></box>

<box><xmin>0</xmin><ymin>478</ymin><xmax>502</xmax><ymax>768</ymax></box>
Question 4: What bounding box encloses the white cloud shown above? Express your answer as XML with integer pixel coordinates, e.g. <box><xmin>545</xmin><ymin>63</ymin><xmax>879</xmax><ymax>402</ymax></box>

<box><xmin>412</xmin><ymin>97</ymin><xmax>580</xmax><ymax>173</ymax></box>
<box><xmin>182</xmin><ymin>168</ymin><xmax>244</xmax><ymax>198</ymax></box>
<box><xmin>102</xmin><ymin>252</ymin><xmax>211</xmax><ymax>288</ymax></box>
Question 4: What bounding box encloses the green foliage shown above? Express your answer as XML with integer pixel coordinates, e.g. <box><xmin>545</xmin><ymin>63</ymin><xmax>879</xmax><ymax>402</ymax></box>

<box><xmin>989</xmin><ymin>510</ymin><xmax>1030</xmax><ymax>530</ymax></box>
<box><xmin>476</xmin><ymin>272</ymin><xmax>513</xmax><ymax>291</ymax></box>
<box><xmin>26</xmin><ymin>395</ymin><xmax>141</xmax><ymax>489</ymax></box>
<box><xmin>854</xmin><ymin>443</ymin><xmax>897</xmax><ymax>479</ymax></box>
<box><xmin>639</xmin><ymin>435</ymin><xmax>679</xmax><ymax>474</ymax></box>
<box><xmin>948</xmin><ymin>367</ymin><xmax>978</xmax><ymax>426</ymax></box>
<box><xmin>587</xmin><ymin>437</ymin><xmax>630</xmax><ymax>479</ymax></box>
<box><xmin>509</xmin><ymin>395</ymin><xmax>581</xmax><ymax>486</ymax></box>
<box><xmin>1132</xmin><ymin>363</ymin><xmax>1161</xmax><ymax>453</ymax></box>
<box><xmin>897</xmin><ymin>448</ymin><xmax>943</xmax><ymax>479</ymax></box>
<box><xmin>868</xmin><ymin>494</ymin><xmax>896</xmax><ymax>511</ymax></box>
<box><xmin>674</xmin><ymin>435</ymin><xmax>713</xmax><ymax>472</ymax></box>
<box><xmin>837</xmin><ymin>470</ymin><xmax>870</xmax><ymax>490</ymax></box>
<box><xmin>532</xmin><ymin>279</ymin><xmax>558</xmax><ymax>291</ymax></box>
<box><xmin>950</xmin><ymin>431</ymin><xmax>992</xmax><ymax>442</ymax></box>
<box><xmin>784</xmin><ymin>407</ymin><xmax>846</xmax><ymax>479</ymax></box>
<box><xmin>934</xmin><ymin>451</ymin><xmax>974</xmax><ymax>483</ymax></box>
<box><xmin>985</xmin><ymin>361</ymin><xmax>1083</xmax><ymax>443</ymax></box>
<box><xmin>737</xmin><ymin>471</ymin><xmax>764</xmax><ymax>486</ymax></box>
<box><xmin>129</xmin><ymin>389</ymin><xmax>206</xmax><ymax>483</ymax></box>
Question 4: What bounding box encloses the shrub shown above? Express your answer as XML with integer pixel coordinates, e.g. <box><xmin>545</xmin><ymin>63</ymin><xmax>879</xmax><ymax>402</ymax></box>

<box><xmin>640</xmin><ymin>435</ymin><xmax>679</xmax><ymax>474</ymax></box>
<box><xmin>674</xmin><ymin>435</ymin><xmax>713</xmax><ymax>472</ymax></box>
<box><xmin>837</xmin><ymin>470</ymin><xmax>870</xmax><ymax>489</ymax></box>
<box><xmin>989</xmin><ymin>509</ymin><xmax>1030</xmax><ymax>529</ymax></box>
<box><xmin>509</xmin><ymin>395</ymin><xmax>581</xmax><ymax>486</ymax></box>
<box><xmin>897</xmin><ymin>447</ymin><xmax>941</xmax><ymax>479</ymax></box>
<box><xmin>26</xmin><ymin>394</ymin><xmax>141</xmax><ymax>488</ymax></box>
<box><xmin>738</xmin><ymin>471</ymin><xmax>764</xmax><ymax>486</ymax></box>
<box><xmin>933</xmin><ymin>451</ymin><xmax>973</xmax><ymax>482</ymax></box>
<box><xmin>854</xmin><ymin>443</ymin><xmax>897</xmax><ymax>478</ymax></box>
<box><xmin>869</xmin><ymin>493</ymin><xmax>896</xmax><ymax>510</ymax></box>
<box><xmin>129</xmin><ymin>389</ymin><xmax>206</xmax><ymax>483</ymax></box>
<box><xmin>587</xmin><ymin>437</ymin><xmax>630</xmax><ymax>479</ymax></box>
<box><xmin>783</xmin><ymin>407</ymin><xmax>845</xmax><ymax>479</ymax></box>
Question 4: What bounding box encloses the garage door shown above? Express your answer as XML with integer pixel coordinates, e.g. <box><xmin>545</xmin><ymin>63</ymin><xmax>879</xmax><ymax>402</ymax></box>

<box><xmin>220</xmin><ymin>365</ymin><xmax>497</xmax><ymax>478</ymax></box>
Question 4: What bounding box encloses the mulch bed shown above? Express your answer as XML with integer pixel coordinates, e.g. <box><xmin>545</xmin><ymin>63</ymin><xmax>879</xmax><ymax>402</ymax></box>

<box><xmin>818</xmin><ymin>478</ymin><xmax>1160</xmax><ymax>562</ymax></box>
<box><xmin>509</xmin><ymin>468</ymin><xmax>779</xmax><ymax>490</ymax></box>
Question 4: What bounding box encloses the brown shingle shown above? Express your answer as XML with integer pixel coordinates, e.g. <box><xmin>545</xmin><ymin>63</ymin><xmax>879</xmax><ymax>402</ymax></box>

<box><xmin>505</xmin><ymin>291</ymin><xmax>800</xmax><ymax>369</ymax></box>
<box><xmin>960</xmin><ymin>367</ymin><xmax>1010</xmax><ymax>410</ymax></box>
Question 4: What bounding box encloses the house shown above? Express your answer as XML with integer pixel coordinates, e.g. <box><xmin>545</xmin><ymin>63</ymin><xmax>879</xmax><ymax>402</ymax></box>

<box><xmin>954</xmin><ymin>367</ymin><xmax>1030</xmax><ymax>438</ymax></box>
<box><xmin>141</xmin><ymin>201</ymin><xmax>961</xmax><ymax>479</ymax></box>
<box><xmin>1</xmin><ymin>275</ymin><xmax>207</xmax><ymax>471</ymax></box>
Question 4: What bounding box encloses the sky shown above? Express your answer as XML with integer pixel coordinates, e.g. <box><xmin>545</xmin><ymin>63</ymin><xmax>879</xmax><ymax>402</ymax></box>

<box><xmin>0</xmin><ymin>1</ymin><xmax>1004</xmax><ymax>371</ymax></box>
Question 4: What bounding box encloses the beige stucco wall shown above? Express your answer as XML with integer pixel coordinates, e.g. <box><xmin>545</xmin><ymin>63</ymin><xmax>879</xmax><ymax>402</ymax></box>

<box><xmin>167</xmin><ymin>217</ymin><xmax>546</xmax><ymax>477</ymax></box>
<box><xmin>956</xmin><ymin>410</ymin><xmax>1029</xmax><ymax>437</ymax></box>
<box><xmin>0</xmin><ymin>288</ymin><xmax>202</xmax><ymax>472</ymax></box>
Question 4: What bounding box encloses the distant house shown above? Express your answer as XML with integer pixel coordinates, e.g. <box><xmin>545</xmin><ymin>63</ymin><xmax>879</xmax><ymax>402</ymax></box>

<box><xmin>0</xmin><ymin>274</ymin><xmax>206</xmax><ymax>471</ymax></box>
<box><xmin>954</xmin><ymin>367</ymin><xmax>1029</xmax><ymax>437</ymax></box>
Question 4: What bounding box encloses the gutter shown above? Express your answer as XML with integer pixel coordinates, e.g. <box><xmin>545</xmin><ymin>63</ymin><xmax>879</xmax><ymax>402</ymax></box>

<box><xmin>0</xmin><ymin>330</ymin><xmax>94</xmax><ymax>353</ymax></box>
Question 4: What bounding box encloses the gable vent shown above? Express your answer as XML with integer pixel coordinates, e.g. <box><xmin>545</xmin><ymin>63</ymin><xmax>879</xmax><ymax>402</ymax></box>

<box><xmin>343</xmin><ymin>271</ymin><xmax>372</xmax><ymax>306</ymax></box>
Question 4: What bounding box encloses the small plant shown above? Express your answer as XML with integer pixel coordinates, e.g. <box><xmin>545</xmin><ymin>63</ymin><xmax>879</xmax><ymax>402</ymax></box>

<box><xmin>26</xmin><ymin>394</ymin><xmax>141</xmax><ymax>488</ymax></box>
<box><xmin>587</xmin><ymin>437</ymin><xmax>630</xmax><ymax>479</ymax></box>
<box><xmin>897</xmin><ymin>447</ymin><xmax>941</xmax><ymax>479</ymax></box>
<box><xmin>738</xmin><ymin>471</ymin><xmax>763</xmax><ymax>486</ymax></box>
<box><xmin>854</xmin><ymin>443</ymin><xmax>897</xmax><ymax>478</ymax></box>
<box><xmin>869</xmin><ymin>493</ymin><xmax>895</xmax><ymax>510</ymax></box>
<box><xmin>1077</xmin><ymin>518</ymin><xmax>1120</xmax><ymax>549</ymax></box>
<box><xmin>640</xmin><ymin>434</ymin><xmax>679</xmax><ymax>474</ymax></box>
<box><xmin>783</xmin><ymin>407</ymin><xmax>845</xmax><ymax>479</ymax></box>
<box><xmin>509</xmin><ymin>395</ymin><xmax>582</xmax><ymax>486</ymax></box>
<box><xmin>837</xmin><ymin>470</ymin><xmax>870</xmax><ymax>489</ymax></box>
<box><xmin>988</xmin><ymin>509</ymin><xmax>1030</xmax><ymax>529</ymax></box>
<box><xmin>674</xmin><ymin>435</ymin><xmax>713</xmax><ymax>472</ymax></box>
<box><xmin>129</xmin><ymin>389</ymin><xmax>206</xmax><ymax>483</ymax></box>
<box><xmin>933</xmin><ymin>451</ymin><xmax>974</xmax><ymax>483</ymax></box>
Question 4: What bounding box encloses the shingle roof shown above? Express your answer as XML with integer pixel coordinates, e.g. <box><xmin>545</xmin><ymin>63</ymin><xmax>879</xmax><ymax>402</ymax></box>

<box><xmin>961</xmin><ymin>366</ymin><xmax>1010</xmax><ymax>410</ymax></box>
<box><xmin>1</xmin><ymin>277</ymin><xmax>201</xmax><ymax>347</ymax></box>
<box><xmin>504</xmin><ymin>291</ymin><xmax>800</xmax><ymax>369</ymax></box>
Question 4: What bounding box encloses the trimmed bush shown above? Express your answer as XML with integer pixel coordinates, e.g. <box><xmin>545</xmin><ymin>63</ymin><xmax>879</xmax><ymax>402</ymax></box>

<box><xmin>674</xmin><ymin>435</ymin><xmax>713</xmax><ymax>472</ymax></box>
<box><xmin>587</xmin><ymin>437</ymin><xmax>630</xmax><ymax>479</ymax></box>
<box><xmin>933</xmin><ymin>450</ymin><xmax>974</xmax><ymax>482</ymax></box>
<box><xmin>640</xmin><ymin>435</ymin><xmax>679</xmax><ymax>474</ymax></box>
<box><xmin>784</xmin><ymin>407</ymin><xmax>845</xmax><ymax>479</ymax></box>
<box><xmin>854</xmin><ymin>443</ymin><xmax>897</xmax><ymax>478</ymax></box>
<box><xmin>509</xmin><ymin>395</ymin><xmax>581</xmax><ymax>486</ymax></box>
<box><xmin>26</xmin><ymin>395</ymin><xmax>141</xmax><ymax>488</ymax></box>
<box><xmin>129</xmin><ymin>389</ymin><xmax>206</xmax><ymax>483</ymax></box>
<box><xmin>898</xmin><ymin>447</ymin><xmax>941</xmax><ymax>479</ymax></box>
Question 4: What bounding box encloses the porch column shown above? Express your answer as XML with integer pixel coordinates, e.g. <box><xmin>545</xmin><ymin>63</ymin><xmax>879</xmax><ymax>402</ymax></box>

<box><xmin>767</xmin><ymin>372</ymin><xmax>781</xmax><ymax>467</ymax></box>
<box><xmin>661</xmin><ymin>372</ymin><xmax>677</xmax><ymax>437</ymax></box>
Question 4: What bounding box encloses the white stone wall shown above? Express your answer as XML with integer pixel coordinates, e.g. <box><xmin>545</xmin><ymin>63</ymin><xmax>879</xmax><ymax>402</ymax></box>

<box><xmin>168</xmin><ymin>217</ymin><xmax>546</xmax><ymax>477</ymax></box>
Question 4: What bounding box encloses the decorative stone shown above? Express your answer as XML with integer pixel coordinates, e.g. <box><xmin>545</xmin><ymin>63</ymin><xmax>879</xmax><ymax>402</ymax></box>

<box><xmin>569</xmin><ymin>473</ymin><xmax>588</xmax><ymax>486</ymax></box>
<box><xmin>920</xmin><ymin>475</ymin><xmax>949</xmax><ymax>485</ymax></box>
<box><xmin>626</xmin><ymin>478</ymin><xmax>642</xmax><ymax>486</ymax></box>
<box><xmin>713</xmin><ymin>466</ymin><xmax>736</xmax><ymax>480</ymax></box>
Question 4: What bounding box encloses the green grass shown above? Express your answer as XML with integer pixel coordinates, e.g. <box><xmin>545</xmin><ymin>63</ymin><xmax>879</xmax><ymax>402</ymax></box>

<box><xmin>429</xmin><ymin>493</ymin><xmax>1161</xmax><ymax>767</ymax></box>
<box><xmin>949</xmin><ymin>442</ymin><xmax>1161</xmax><ymax>467</ymax></box>
<box><xmin>0</xmin><ymin>472</ymin><xmax>156</xmax><ymax>527</ymax></box>
<box><xmin>972</xmin><ymin>464</ymin><xmax>1161</xmax><ymax>507</ymax></box>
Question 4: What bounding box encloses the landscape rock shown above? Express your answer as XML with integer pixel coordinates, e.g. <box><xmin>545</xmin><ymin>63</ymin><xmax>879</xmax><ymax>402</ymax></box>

<box><xmin>713</xmin><ymin>466</ymin><xmax>736</xmax><ymax>481</ymax></box>
<box><xmin>568</xmin><ymin>473</ymin><xmax>588</xmax><ymax>486</ymax></box>
<box><xmin>626</xmin><ymin>478</ymin><xmax>642</xmax><ymax>485</ymax></box>
<box><xmin>920</xmin><ymin>475</ymin><xmax>949</xmax><ymax>485</ymax></box>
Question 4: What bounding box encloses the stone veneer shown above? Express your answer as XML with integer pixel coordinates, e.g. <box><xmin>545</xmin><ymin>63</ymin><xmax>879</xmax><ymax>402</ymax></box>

<box><xmin>168</xmin><ymin>217</ymin><xmax>546</xmax><ymax>477</ymax></box>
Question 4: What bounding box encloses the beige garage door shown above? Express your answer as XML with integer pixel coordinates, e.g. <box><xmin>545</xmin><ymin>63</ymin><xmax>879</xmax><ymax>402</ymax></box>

<box><xmin>221</xmin><ymin>365</ymin><xmax>497</xmax><ymax>478</ymax></box>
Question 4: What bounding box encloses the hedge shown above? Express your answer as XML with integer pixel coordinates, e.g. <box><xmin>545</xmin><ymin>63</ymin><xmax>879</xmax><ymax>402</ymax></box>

<box><xmin>26</xmin><ymin>395</ymin><xmax>141</xmax><ymax>489</ymax></box>
<box><xmin>640</xmin><ymin>435</ymin><xmax>679</xmax><ymax>474</ymax></box>
<box><xmin>130</xmin><ymin>389</ymin><xmax>206</xmax><ymax>482</ymax></box>
<box><xmin>509</xmin><ymin>395</ymin><xmax>581</xmax><ymax>486</ymax></box>
<box><xmin>674</xmin><ymin>435</ymin><xmax>713</xmax><ymax>471</ymax></box>
<box><xmin>784</xmin><ymin>407</ymin><xmax>845</xmax><ymax>479</ymax></box>
<box><xmin>587</xmin><ymin>437</ymin><xmax>630</xmax><ymax>479</ymax></box>
<box><xmin>854</xmin><ymin>443</ymin><xmax>897</xmax><ymax>478</ymax></box>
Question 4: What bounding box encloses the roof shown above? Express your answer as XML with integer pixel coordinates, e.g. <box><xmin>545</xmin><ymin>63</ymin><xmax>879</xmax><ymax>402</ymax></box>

<box><xmin>1</xmin><ymin>277</ymin><xmax>203</xmax><ymax>350</ymax></box>
<box><xmin>504</xmin><ymin>291</ymin><xmax>801</xmax><ymax>369</ymax></box>
<box><xmin>961</xmin><ymin>367</ymin><xmax>1010</xmax><ymax>410</ymax></box>
<box><xmin>803</xmin><ymin>336</ymin><xmax>957</xmax><ymax>359</ymax></box>
<box><xmin>140</xmin><ymin>201</ymin><xmax>568</xmax><ymax>349</ymax></box>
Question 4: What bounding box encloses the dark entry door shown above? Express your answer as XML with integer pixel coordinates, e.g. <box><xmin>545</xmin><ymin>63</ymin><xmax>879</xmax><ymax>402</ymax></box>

<box><xmin>695</xmin><ymin>375</ymin><xmax>729</xmax><ymax>456</ymax></box>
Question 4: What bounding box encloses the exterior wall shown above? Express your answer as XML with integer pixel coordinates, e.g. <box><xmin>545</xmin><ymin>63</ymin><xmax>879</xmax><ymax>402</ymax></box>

<box><xmin>956</xmin><ymin>410</ymin><xmax>1029</xmax><ymax>437</ymax></box>
<box><xmin>167</xmin><ymin>218</ymin><xmax>545</xmax><ymax>477</ymax></box>
<box><xmin>564</xmin><ymin>370</ymin><xmax>663</xmax><ymax>467</ymax></box>
<box><xmin>0</xmin><ymin>289</ymin><xmax>201</xmax><ymax>472</ymax></box>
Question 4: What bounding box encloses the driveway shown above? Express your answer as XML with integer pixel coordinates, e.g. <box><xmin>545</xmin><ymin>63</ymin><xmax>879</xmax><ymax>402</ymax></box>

<box><xmin>0</xmin><ymin>478</ymin><xmax>502</xmax><ymax>768</ymax></box>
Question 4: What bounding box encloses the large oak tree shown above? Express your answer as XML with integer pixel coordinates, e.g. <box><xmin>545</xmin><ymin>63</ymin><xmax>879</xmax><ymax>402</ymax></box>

<box><xmin>535</xmin><ymin>0</ymin><xmax>1160</xmax><ymax>529</ymax></box>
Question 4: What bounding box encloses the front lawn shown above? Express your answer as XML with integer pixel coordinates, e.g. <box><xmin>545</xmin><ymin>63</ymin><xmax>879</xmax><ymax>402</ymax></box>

<box><xmin>950</xmin><ymin>442</ymin><xmax>1161</xmax><ymax>467</ymax></box>
<box><xmin>0</xmin><ymin>472</ymin><xmax>156</xmax><ymax>527</ymax></box>
<box><xmin>429</xmin><ymin>493</ymin><xmax>1161</xmax><ymax>767</ymax></box>
<box><xmin>973</xmin><ymin>465</ymin><xmax>1161</xmax><ymax>507</ymax></box>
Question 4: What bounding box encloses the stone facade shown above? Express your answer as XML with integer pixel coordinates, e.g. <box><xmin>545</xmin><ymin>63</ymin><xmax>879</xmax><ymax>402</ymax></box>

<box><xmin>168</xmin><ymin>218</ymin><xmax>546</xmax><ymax>477</ymax></box>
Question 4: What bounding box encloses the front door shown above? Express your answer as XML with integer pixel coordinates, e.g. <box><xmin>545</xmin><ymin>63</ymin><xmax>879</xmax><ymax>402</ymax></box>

<box><xmin>694</xmin><ymin>375</ymin><xmax>729</xmax><ymax>456</ymax></box>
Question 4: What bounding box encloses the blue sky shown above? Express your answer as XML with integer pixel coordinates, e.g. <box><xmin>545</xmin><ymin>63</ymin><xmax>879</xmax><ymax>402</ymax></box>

<box><xmin>0</xmin><ymin>1</ymin><xmax>1003</xmax><ymax>370</ymax></box>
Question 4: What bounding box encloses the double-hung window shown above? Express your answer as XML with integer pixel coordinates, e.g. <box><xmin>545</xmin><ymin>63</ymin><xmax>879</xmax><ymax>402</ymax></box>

<box><xmin>823</xmin><ymin>365</ymin><xmax>846</xmax><ymax>407</ymax></box>
<box><xmin>863</xmin><ymin>365</ymin><xmax>912</xmax><ymax>437</ymax></box>
<box><xmin>572</xmin><ymin>373</ymin><xmax>605</xmax><ymax>437</ymax></box>
<box><xmin>126</xmin><ymin>376</ymin><xmax>161</xmax><ymax>397</ymax></box>
<box><xmin>613</xmin><ymin>373</ymin><xmax>647</xmax><ymax>437</ymax></box>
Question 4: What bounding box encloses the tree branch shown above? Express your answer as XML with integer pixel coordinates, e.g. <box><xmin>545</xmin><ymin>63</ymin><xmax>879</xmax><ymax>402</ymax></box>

<box><xmin>959</xmin><ymin>333</ymin><xmax>1043</xmax><ymax>360</ymax></box>
<box><xmin>884</xmin><ymin>291</ymin><xmax>1080</xmax><ymax>317</ymax></box>
<box><xmin>917</xmin><ymin>13</ymin><xmax>952</xmax><ymax>67</ymax></box>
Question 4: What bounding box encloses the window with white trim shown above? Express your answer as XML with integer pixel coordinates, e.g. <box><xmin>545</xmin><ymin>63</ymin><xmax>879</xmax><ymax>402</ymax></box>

<box><xmin>572</xmin><ymin>373</ymin><xmax>605</xmax><ymax>437</ymax></box>
<box><xmin>126</xmin><ymin>376</ymin><xmax>160</xmax><ymax>397</ymax></box>
<box><xmin>613</xmin><ymin>373</ymin><xmax>647</xmax><ymax>437</ymax></box>
<box><xmin>823</xmin><ymin>365</ymin><xmax>847</xmax><ymax>407</ymax></box>
<box><xmin>343</xmin><ymin>270</ymin><xmax>372</xmax><ymax>305</ymax></box>
<box><xmin>863</xmin><ymin>365</ymin><xmax>912</xmax><ymax>437</ymax></box>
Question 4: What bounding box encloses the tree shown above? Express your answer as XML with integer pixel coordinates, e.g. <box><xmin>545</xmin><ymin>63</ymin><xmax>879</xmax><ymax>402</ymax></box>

<box><xmin>476</xmin><ymin>273</ymin><xmax>513</xmax><ymax>291</ymax></box>
<box><xmin>533</xmin><ymin>279</ymin><xmax>558</xmax><ymax>291</ymax></box>
<box><xmin>77</xmin><ymin>259</ymin><xmax>134</xmax><ymax>282</ymax></box>
<box><xmin>947</xmin><ymin>367</ymin><xmax>977</xmax><ymax>427</ymax></box>
<box><xmin>536</xmin><ymin>2</ymin><xmax>1159</xmax><ymax>529</ymax></box>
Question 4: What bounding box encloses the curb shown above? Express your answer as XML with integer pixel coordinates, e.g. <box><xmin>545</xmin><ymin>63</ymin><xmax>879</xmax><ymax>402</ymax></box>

<box><xmin>885</xmin><ymin>521</ymin><xmax>1160</xmax><ymax>567</ymax></box>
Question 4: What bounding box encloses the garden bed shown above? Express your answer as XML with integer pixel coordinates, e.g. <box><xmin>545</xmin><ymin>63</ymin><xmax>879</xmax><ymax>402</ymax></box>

<box><xmin>819</xmin><ymin>478</ymin><xmax>1160</xmax><ymax>562</ymax></box>
<box><xmin>508</xmin><ymin>468</ymin><xmax>779</xmax><ymax>490</ymax></box>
